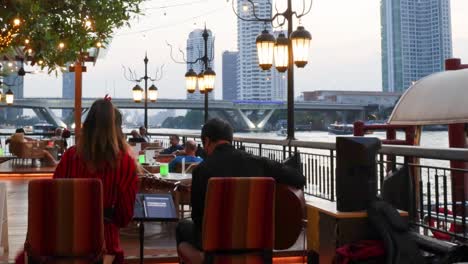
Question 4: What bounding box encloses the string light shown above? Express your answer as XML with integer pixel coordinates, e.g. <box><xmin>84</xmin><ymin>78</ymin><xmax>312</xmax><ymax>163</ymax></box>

<box><xmin>38</xmin><ymin>60</ymin><xmax>43</xmax><ymax>65</ymax></box>
<box><xmin>85</xmin><ymin>20</ymin><xmax>92</xmax><ymax>29</ymax></box>
<box><xmin>13</xmin><ymin>18</ymin><xmax>21</xmax><ymax>27</ymax></box>
<box><xmin>96</xmin><ymin>41</ymin><xmax>102</xmax><ymax>48</ymax></box>
<box><xmin>58</xmin><ymin>42</ymin><xmax>65</xmax><ymax>49</ymax></box>
<box><xmin>24</xmin><ymin>39</ymin><xmax>30</xmax><ymax>44</ymax></box>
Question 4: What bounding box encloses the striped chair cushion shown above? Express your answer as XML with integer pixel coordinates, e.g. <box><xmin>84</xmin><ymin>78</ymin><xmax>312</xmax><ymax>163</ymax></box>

<box><xmin>202</xmin><ymin>177</ymin><xmax>276</xmax><ymax>252</ymax></box>
<box><xmin>211</xmin><ymin>255</ymin><xmax>265</xmax><ymax>264</ymax></box>
<box><xmin>25</xmin><ymin>179</ymin><xmax>105</xmax><ymax>260</ymax></box>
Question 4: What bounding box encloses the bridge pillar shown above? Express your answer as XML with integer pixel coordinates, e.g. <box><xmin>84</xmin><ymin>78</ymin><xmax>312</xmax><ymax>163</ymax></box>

<box><xmin>32</xmin><ymin>107</ymin><xmax>67</xmax><ymax>128</ymax></box>
<box><xmin>236</xmin><ymin>109</ymin><xmax>256</xmax><ymax>130</ymax></box>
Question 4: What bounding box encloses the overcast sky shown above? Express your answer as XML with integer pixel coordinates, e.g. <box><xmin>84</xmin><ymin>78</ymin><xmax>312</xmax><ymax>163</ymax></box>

<box><xmin>22</xmin><ymin>0</ymin><xmax>468</xmax><ymax>100</ymax></box>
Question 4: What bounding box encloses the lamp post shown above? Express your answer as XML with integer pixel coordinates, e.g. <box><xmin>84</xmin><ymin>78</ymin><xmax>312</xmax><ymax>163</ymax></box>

<box><xmin>126</xmin><ymin>53</ymin><xmax>163</xmax><ymax>129</ymax></box>
<box><xmin>170</xmin><ymin>27</ymin><xmax>215</xmax><ymax>123</ymax></box>
<box><xmin>233</xmin><ymin>0</ymin><xmax>312</xmax><ymax>140</ymax></box>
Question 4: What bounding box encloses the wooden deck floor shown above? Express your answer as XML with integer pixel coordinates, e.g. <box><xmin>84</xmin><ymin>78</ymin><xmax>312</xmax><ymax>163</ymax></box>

<box><xmin>0</xmin><ymin>179</ymin><xmax>307</xmax><ymax>263</ymax></box>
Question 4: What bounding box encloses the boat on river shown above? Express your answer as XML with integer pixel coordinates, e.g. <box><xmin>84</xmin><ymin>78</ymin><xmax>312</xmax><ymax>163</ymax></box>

<box><xmin>327</xmin><ymin>123</ymin><xmax>353</xmax><ymax>135</ymax></box>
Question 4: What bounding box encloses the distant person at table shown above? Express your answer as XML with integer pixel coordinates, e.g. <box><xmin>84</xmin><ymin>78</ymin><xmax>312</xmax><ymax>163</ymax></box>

<box><xmin>175</xmin><ymin>118</ymin><xmax>305</xmax><ymax>250</ymax></box>
<box><xmin>161</xmin><ymin>135</ymin><xmax>184</xmax><ymax>154</ymax></box>
<box><xmin>169</xmin><ymin>139</ymin><xmax>203</xmax><ymax>172</ymax></box>
<box><xmin>139</xmin><ymin>126</ymin><xmax>150</xmax><ymax>142</ymax></box>
<box><xmin>128</xmin><ymin>129</ymin><xmax>146</xmax><ymax>143</ymax></box>
<box><xmin>51</xmin><ymin>99</ymin><xmax>138</xmax><ymax>264</ymax></box>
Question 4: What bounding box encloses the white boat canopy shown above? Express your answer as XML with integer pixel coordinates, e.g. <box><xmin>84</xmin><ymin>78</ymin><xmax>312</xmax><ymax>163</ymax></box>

<box><xmin>388</xmin><ymin>68</ymin><xmax>468</xmax><ymax>125</ymax></box>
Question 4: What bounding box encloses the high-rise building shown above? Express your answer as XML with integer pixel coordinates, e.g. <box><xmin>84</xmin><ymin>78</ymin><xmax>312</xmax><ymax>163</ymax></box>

<box><xmin>186</xmin><ymin>28</ymin><xmax>214</xmax><ymax>100</ymax></box>
<box><xmin>62</xmin><ymin>72</ymin><xmax>75</xmax><ymax>118</ymax></box>
<box><xmin>381</xmin><ymin>0</ymin><xmax>452</xmax><ymax>92</ymax></box>
<box><xmin>222</xmin><ymin>51</ymin><xmax>238</xmax><ymax>101</ymax></box>
<box><xmin>237</xmin><ymin>0</ymin><xmax>273</xmax><ymax>101</ymax></box>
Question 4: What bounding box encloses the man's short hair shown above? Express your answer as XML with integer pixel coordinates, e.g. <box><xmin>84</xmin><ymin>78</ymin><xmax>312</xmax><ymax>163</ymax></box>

<box><xmin>171</xmin><ymin>135</ymin><xmax>180</xmax><ymax>141</ymax></box>
<box><xmin>201</xmin><ymin>118</ymin><xmax>233</xmax><ymax>143</ymax></box>
<box><xmin>15</xmin><ymin>128</ymin><xmax>25</xmax><ymax>133</ymax></box>
<box><xmin>185</xmin><ymin>139</ymin><xmax>197</xmax><ymax>152</ymax></box>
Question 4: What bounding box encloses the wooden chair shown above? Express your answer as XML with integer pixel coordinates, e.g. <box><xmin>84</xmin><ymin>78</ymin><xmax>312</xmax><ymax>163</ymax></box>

<box><xmin>155</xmin><ymin>154</ymin><xmax>176</xmax><ymax>163</ymax></box>
<box><xmin>9</xmin><ymin>140</ymin><xmax>45</xmax><ymax>159</ymax></box>
<box><xmin>178</xmin><ymin>177</ymin><xmax>276</xmax><ymax>264</ymax></box>
<box><xmin>174</xmin><ymin>162</ymin><xmax>199</xmax><ymax>174</ymax></box>
<box><xmin>22</xmin><ymin>179</ymin><xmax>105</xmax><ymax>264</ymax></box>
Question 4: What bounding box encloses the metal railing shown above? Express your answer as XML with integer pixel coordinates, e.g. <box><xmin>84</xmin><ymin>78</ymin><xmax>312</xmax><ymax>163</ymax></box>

<box><xmin>1</xmin><ymin>131</ymin><xmax>467</xmax><ymax>242</ymax></box>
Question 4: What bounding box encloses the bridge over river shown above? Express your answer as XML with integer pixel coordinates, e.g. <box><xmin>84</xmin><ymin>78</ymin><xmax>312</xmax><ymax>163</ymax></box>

<box><xmin>6</xmin><ymin>98</ymin><xmax>369</xmax><ymax>131</ymax></box>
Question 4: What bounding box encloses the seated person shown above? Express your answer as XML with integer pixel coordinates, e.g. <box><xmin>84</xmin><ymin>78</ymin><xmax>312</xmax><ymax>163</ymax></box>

<box><xmin>50</xmin><ymin>127</ymin><xmax>63</xmax><ymax>140</ymax></box>
<box><xmin>128</xmin><ymin>130</ymin><xmax>146</xmax><ymax>143</ymax></box>
<box><xmin>6</xmin><ymin>128</ymin><xmax>35</xmax><ymax>144</ymax></box>
<box><xmin>175</xmin><ymin>118</ymin><xmax>305</xmax><ymax>250</ymax></box>
<box><xmin>160</xmin><ymin>135</ymin><xmax>184</xmax><ymax>154</ymax></box>
<box><xmin>139</xmin><ymin>126</ymin><xmax>150</xmax><ymax>143</ymax></box>
<box><xmin>169</xmin><ymin>139</ymin><xmax>203</xmax><ymax>172</ymax></box>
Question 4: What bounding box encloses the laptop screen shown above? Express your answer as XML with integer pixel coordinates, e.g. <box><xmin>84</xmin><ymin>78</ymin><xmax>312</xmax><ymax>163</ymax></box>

<box><xmin>134</xmin><ymin>193</ymin><xmax>178</xmax><ymax>220</ymax></box>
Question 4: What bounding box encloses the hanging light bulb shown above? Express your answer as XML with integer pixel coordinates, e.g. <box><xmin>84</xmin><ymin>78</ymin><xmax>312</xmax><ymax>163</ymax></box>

<box><xmin>197</xmin><ymin>72</ymin><xmax>206</xmax><ymax>94</ymax></box>
<box><xmin>5</xmin><ymin>89</ymin><xmax>14</xmax><ymax>105</ymax></box>
<box><xmin>148</xmin><ymin>84</ymin><xmax>158</xmax><ymax>102</ymax></box>
<box><xmin>58</xmin><ymin>42</ymin><xmax>65</xmax><ymax>49</ymax></box>
<box><xmin>24</xmin><ymin>39</ymin><xmax>30</xmax><ymax>45</ymax></box>
<box><xmin>290</xmin><ymin>26</ymin><xmax>312</xmax><ymax>68</ymax></box>
<box><xmin>185</xmin><ymin>69</ymin><xmax>197</xmax><ymax>93</ymax></box>
<box><xmin>132</xmin><ymin>84</ymin><xmax>143</xmax><ymax>102</ymax></box>
<box><xmin>274</xmin><ymin>32</ymin><xmax>289</xmax><ymax>72</ymax></box>
<box><xmin>256</xmin><ymin>29</ymin><xmax>275</xmax><ymax>70</ymax></box>
<box><xmin>96</xmin><ymin>41</ymin><xmax>102</xmax><ymax>48</ymax></box>
<box><xmin>13</xmin><ymin>18</ymin><xmax>20</xmax><ymax>27</ymax></box>
<box><xmin>203</xmin><ymin>68</ymin><xmax>216</xmax><ymax>92</ymax></box>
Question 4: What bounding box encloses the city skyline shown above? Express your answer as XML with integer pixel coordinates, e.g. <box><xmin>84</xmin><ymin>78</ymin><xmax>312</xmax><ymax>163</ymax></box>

<box><xmin>13</xmin><ymin>0</ymin><xmax>468</xmax><ymax>100</ymax></box>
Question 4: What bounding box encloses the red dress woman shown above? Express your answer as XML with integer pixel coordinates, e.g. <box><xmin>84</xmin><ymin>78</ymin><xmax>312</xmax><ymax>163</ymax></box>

<box><xmin>15</xmin><ymin>99</ymin><xmax>138</xmax><ymax>264</ymax></box>
<box><xmin>54</xmin><ymin>99</ymin><xmax>138</xmax><ymax>264</ymax></box>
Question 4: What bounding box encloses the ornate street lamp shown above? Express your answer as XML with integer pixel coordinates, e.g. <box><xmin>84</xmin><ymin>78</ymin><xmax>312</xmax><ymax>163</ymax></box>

<box><xmin>203</xmin><ymin>67</ymin><xmax>216</xmax><ymax>92</ymax></box>
<box><xmin>148</xmin><ymin>84</ymin><xmax>158</xmax><ymax>102</ymax></box>
<box><xmin>290</xmin><ymin>26</ymin><xmax>312</xmax><ymax>68</ymax></box>
<box><xmin>5</xmin><ymin>89</ymin><xmax>14</xmax><ymax>105</ymax></box>
<box><xmin>124</xmin><ymin>54</ymin><xmax>163</xmax><ymax>129</ymax></box>
<box><xmin>185</xmin><ymin>69</ymin><xmax>197</xmax><ymax>93</ymax></box>
<box><xmin>274</xmin><ymin>32</ymin><xmax>289</xmax><ymax>72</ymax></box>
<box><xmin>168</xmin><ymin>26</ymin><xmax>215</xmax><ymax>123</ymax></box>
<box><xmin>233</xmin><ymin>0</ymin><xmax>313</xmax><ymax>140</ymax></box>
<box><xmin>256</xmin><ymin>29</ymin><xmax>275</xmax><ymax>70</ymax></box>
<box><xmin>132</xmin><ymin>84</ymin><xmax>143</xmax><ymax>103</ymax></box>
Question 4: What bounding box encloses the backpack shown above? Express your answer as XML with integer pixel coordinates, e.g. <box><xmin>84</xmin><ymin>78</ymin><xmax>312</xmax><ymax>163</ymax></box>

<box><xmin>367</xmin><ymin>199</ymin><xmax>426</xmax><ymax>264</ymax></box>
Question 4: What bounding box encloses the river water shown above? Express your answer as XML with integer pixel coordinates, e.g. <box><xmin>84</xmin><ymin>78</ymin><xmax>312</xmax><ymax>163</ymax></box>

<box><xmin>147</xmin><ymin>129</ymin><xmax>450</xmax><ymax>149</ymax></box>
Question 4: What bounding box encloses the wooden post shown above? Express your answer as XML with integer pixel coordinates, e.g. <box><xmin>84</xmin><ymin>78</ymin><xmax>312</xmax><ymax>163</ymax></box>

<box><xmin>74</xmin><ymin>61</ymin><xmax>83</xmax><ymax>141</ymax></box>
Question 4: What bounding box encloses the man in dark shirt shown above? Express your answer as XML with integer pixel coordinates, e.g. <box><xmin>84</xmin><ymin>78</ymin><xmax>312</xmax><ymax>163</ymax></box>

<box><xmin>176</xmin><ymin>118</ymin><xmax>305</xmax><ymax>250</ymax></box>
<box><xmin>160</xmin><ymin>135</ymin><xmax>184</xmax><ymax>154</ymax></box>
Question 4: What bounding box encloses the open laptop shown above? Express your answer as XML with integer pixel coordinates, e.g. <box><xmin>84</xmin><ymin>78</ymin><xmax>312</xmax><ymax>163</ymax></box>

<box><xmin>134</xmin><ymin>193</ymin><xmax>178</xmax><ymax>221</ymax></box>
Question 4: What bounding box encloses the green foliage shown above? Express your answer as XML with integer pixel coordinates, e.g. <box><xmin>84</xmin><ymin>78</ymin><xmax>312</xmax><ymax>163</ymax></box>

<box><xmin>0</xmin><ymin>0</ymin><xmax>144</xmax><ymax>71</ymax></box>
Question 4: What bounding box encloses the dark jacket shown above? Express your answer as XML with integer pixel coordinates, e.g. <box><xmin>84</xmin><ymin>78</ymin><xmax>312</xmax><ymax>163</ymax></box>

<box><xmin>160</xmin><ymin>144</ymin><xmax>184</xmax><ymax>154</ymax></box>
<box><xmin>191</xmin><ymin>143</ymin><xmax>306</xmax><ymax>232</ymax></box>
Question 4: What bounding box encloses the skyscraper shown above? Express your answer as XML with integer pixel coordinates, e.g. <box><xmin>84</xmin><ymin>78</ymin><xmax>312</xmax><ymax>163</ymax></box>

<box><xmin>237</xmin><ymin>0</ymin><xmax>273</xmax><ymax>101</ymax></box>
<box><xmin>186</xmin><ymin>28</ymin><xmax>214</xmax><ymax>100</ymax></box>
<box><xmin>222</xmin><ymin>51</ymin><xmax>238</xmax><ymax>101</ymax></box>
<box><xmin>381</xmin><ymin>0</ymin><xmax>452</xmax><ymax>92</ymax></box>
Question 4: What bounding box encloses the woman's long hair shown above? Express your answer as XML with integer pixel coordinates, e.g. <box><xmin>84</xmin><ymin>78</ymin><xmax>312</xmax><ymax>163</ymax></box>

<box><xmin>77</xmin><ymin>99</ymin><xmax>127</xmax><ymax>171</ymax></box>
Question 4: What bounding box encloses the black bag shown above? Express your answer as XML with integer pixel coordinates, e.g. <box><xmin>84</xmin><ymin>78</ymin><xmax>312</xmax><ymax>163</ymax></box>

<box><xmin>367</xmin><ymin>199</ymin><xmax>426</xmax><ymax>264</ymax></box>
